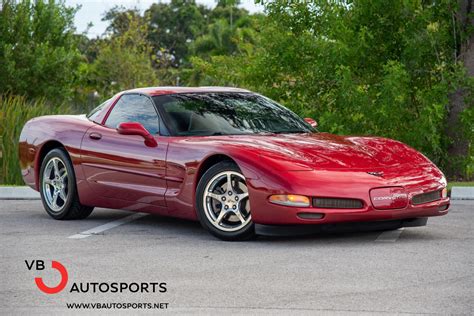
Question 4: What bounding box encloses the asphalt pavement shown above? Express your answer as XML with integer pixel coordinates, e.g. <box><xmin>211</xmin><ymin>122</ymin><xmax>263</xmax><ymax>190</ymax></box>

<box><xmin>1</xmin><ymin>200</ymin><xmax>473</xmax><ymax>315</ymax></box>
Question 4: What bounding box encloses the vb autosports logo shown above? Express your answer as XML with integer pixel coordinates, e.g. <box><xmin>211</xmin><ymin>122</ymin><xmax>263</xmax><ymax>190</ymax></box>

<box><xmin>25</xmin><ymin>260</ymin><xmax>167</xmax><ymax>295</ymax></box>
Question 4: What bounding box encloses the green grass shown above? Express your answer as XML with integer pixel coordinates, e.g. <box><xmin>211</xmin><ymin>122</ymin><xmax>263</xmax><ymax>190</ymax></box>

<box><xmin>448</xmin><ymin>182</ymin><xmax>474</xmax><ymax>191</ymax></box>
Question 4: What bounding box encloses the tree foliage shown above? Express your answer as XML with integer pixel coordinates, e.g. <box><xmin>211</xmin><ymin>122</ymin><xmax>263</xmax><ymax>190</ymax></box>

<box><xmin>0</xmin><ymin>0</ymin><xmax>472</xmax><ymax>182</ymax></box>
<box><xmin>0</xmin><ymin>0</ymin><xmax>81</xmax><ymax>101</ymax></box>
<box><xmin>85</xmin><ymin>13</ymin><xmax>158</xmax><ymax>98</ymax></box>
<box><xmin>146</xmin><ymin>0</ymin><xmax>208</xmax><ymax>66</ymax></box>
<box><xmin>193</xmin><ymin>0</ymin><xmax>473</xmax><ymax>178</ymax></box>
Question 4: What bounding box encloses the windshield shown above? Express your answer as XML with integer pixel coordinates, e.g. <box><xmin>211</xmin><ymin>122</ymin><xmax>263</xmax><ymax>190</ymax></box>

<box><xmin>87</xmin><ymin>99</ymin><xmax>111</xmax><ymax>121</ymax></box>
<box><xmin>153</xmin><ymin>92</ymin><xmax>314</xmax><ymax>136</ymax></box>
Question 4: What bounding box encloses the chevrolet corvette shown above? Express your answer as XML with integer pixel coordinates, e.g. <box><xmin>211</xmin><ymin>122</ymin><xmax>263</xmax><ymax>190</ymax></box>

<box><xmin>19</xmin><ymin>87</ymin><xmax>450</xmax><ymax>240</ymax></box>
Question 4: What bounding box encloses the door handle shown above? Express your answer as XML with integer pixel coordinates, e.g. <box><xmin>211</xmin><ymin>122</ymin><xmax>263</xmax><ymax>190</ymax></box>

<box><xmin>89</xmin><ymin>132</ymin><xmax>102</xmax><ymax>140</ymax></box>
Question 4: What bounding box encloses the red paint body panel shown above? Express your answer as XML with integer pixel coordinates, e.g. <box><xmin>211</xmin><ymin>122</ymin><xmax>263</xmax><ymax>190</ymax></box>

<box><xmin>80</xmin><ymin>124</ymin><xmax>168</xmax><ymax>208</ymax></box>
<box><xmin>18</xmin><ymin>87</ymin><xmax>449</xmax><ymax>228</ymax></box>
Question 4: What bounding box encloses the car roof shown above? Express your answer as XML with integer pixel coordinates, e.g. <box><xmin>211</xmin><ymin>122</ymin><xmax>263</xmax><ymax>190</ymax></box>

<box><xmin>123</xmin><ymin>86</ymin><xmax>251</xmax><ymax>97</ymax></box>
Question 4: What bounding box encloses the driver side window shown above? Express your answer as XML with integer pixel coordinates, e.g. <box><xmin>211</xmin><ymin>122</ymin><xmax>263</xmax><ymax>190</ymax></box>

<box><xmin>105</xmin><ymin>94</ymin><xmax>160</xmax><ymax>134</ymax></box>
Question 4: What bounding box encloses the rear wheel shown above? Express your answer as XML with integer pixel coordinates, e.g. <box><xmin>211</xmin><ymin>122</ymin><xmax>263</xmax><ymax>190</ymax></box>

<box><xmin>196</xmin><ymin>161</ymin><xmax>255</xmax><ymax>241</ymax></box>
<box><xmin>39</xmin><ymin>148</ymin><xmax>93</xmax><ymax>220</ymax></box>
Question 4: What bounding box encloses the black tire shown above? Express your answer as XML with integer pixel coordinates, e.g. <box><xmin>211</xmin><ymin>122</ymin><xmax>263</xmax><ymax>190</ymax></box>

<box><xmin>39</xmin><ymin>148</ymin><xmax>94</xmax><ymax>220</ymax></box>
<box><xmin>196</xmin><ymin>161</ymin><xmax>255</xmax><ymax>241</ymax></box>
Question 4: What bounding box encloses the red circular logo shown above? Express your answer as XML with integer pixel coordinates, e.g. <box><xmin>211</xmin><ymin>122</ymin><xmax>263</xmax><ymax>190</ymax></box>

<box><xmin>35</xmin><ymin>261</ymin><xmax>68</xmax><ymax>294</ymax></box>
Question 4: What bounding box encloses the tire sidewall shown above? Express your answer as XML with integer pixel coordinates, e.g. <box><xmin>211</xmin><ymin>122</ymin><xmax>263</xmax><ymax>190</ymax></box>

<box><xmin>196</xmin><ymin>161</ymin><xmax>255</xmax><ymax>241</ymax></box>
<box><xmin>39</xmin><ymin>148</ymin><xmax>76</xmax><ymax>220</ymax></box>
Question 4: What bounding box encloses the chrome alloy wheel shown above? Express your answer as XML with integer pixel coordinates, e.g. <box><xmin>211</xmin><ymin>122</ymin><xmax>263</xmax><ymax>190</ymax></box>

<box><xmin>203</xmin><ymin>171</ymin><xmax>251</xmax><ymax>232</ymax></box>
<box><xmin>42</xmin><ymin>157</ymin><xmax>69</xmax><ymax>212</ymax></box>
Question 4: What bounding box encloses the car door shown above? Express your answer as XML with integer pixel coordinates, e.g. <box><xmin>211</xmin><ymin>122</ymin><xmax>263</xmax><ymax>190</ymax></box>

<box><xmin>80</xmin><ymin>93</ymin><xmax>168</xmax><ymax>207</ymax></box>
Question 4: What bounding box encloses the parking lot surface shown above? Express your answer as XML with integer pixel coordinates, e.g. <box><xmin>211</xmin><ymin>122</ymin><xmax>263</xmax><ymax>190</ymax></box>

<box><xmin>1</xmin><ymin>200</ymin><xmax>473</xmax><ymax>315</ymax></box>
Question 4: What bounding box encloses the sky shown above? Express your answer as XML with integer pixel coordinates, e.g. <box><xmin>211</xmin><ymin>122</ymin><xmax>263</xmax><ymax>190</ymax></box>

<box><xmin>65</xmin><ymin>0</ymin><xmax>264</xmax><ymax>38</ymax></box>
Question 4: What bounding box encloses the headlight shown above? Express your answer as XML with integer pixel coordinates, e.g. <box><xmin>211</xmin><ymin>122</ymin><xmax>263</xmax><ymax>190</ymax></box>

<box><xmin>441</xmin><ymin>188</ymin><xmax>448</xmax><ymax>198</ymax></box>
<box><xmin>269</xmin><ymin>194</ymin><xmax>310</xmax><ymax>207</ymax></box>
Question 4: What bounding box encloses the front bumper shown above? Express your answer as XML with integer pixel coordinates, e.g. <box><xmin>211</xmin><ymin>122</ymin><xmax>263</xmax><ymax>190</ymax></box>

<box><xmin>250</xmin><ymin>196</ymin><xmax>449</xmax><ymax>226</ymax></box>
<box><xmin>246</xmin><ymin>168</ymin><xmax>450</xmax><ymax>226</ymax></box>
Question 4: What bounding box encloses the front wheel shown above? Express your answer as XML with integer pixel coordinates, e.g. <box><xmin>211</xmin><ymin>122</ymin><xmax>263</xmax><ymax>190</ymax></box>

<box><xmin>39</xmin><ymin>148</ymin><xmax>94</xmax><ymax>220</ymax></box>
<box><xmin>196</xmin><ymin>161</ymin><xmax>255</xmax><ymax>241</ymax></box>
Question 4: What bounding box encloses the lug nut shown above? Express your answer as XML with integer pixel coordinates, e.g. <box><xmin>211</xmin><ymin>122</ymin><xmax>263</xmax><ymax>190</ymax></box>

<box><xmin>235</xmin><ymin>196</ymin><xmax>239</xmax><ymax>201</ymax></box>
<box><xmin>222</xmin><ymin>197</ymin><xmax>226</xmax><ymax>201</ymax></box>
<box><xmin>228</xmin><ymin>191</ymin><xmax>232</xmax><ymax>196</ymax></box>
<box><xmin>232</xmin><ymin>205</ymin><xmax>237</xmax><ymax>209</ymax></box>
<box><xmin>224</xmin><ymin>205</ymin><xmax>229</xmax><ymax>210</ymax></box>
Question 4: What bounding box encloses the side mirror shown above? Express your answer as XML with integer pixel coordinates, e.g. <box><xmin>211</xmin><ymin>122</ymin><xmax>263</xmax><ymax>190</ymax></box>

<box><xmin>117</xmin><ymin>122</ymin><xmax>158</xmax><ymax>147</ymax></box>
<box><xmin>304</xmin><ymin>117</ymin><xmax>318</xmax><ymax>128</ymax></box>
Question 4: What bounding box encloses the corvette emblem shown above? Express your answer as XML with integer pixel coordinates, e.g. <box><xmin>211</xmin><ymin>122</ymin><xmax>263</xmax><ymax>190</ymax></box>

<box><xmin>373</xmin><ymin>193</ymin><xmax>406</xmax><ymax>201</ymax></box>
<box><xmin>367</xmin><ymin>171</ymin><xmax>384</xmax><ymax>177</ymax></box>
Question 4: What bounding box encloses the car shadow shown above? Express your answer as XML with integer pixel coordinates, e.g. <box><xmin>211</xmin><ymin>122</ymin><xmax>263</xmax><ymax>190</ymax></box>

<box><xmin>136</xmin><ymin>214</ymin><xmax>390</xmax><ymax>243</ymax></box>
<box><xmin>86</xmin><ymin>210</ymin><xmax>444</xmax><ymax>244</ymax></box>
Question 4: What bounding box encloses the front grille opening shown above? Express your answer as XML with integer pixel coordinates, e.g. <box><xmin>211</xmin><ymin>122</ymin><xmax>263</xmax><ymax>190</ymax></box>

<box><xmin>312</xmin><ymin>197</ymin><xmax>364</xmax><ymax>209</ymax></box>
<box><xmin>412</xmin><ymin>190</ymin><xmax>441</xmax><ymax>205</ymax></box>
<box><xmin>297</xmin><ymin>212</ymin><xmax>324</xmax><ymax>220</ymax></box>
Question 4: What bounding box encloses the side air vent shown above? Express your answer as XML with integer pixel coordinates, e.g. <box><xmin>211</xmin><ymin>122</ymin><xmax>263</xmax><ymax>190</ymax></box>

<box><xmin>312</xmin><ymin>197</ymin><xmax>364</xmax><ymax>209</ymax></box>
<box><xmin>412</xmin><ymin>190</ymin><xmax>441</xmax><ymax>205</ymax></box>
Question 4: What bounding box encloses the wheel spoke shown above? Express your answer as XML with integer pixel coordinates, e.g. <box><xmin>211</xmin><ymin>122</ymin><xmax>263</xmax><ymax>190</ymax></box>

<box><xmin>46</xmin><ymin>183</ymin><xmax>55</xmax><ymax>193</ymax></box>
<box><xmin>53</xmin><ymin>159</ymin><xmax>60</xmax><ymax>177</ymax></box>
<box><xmin>214</xmin><ymin>210</ymin><xmax>227</xmax><ymax>225</ymax></box>
<box><xmin>59</xmin><ymin>189</ymin><xmax>67</xmax><ymax>202</ymax></box>
<box><xmin>226</xmin><ymin>172</ymin><xmax>233</xmax><ymax>191</ymax></box>
<box><xmin>43</xmin><ymin>177</ymin><xmax>52</xmax><ymax>185</ymax></box>
<box><xmin>59</xmin><ymin>169</ymin><xmax>67</xmax><ymax>181</ymax></box>
<box><xmin>234</xmin><ymin>210</ymin><xmax>246</xmax><ymax>223</ymax></box>
<box><xmin>207</xmin><ymin>192</ymin><xmax>224</xmax><ymax>201</ymax></box>
<box><xmin>237</xmin><ymin>192</ymin><xmax>249</xmax><ymax>200</ymax></box>
<box><xmin>52</xmin><ymin>191</ymin><xmax>59</xmax><ymax>208</ymax></box>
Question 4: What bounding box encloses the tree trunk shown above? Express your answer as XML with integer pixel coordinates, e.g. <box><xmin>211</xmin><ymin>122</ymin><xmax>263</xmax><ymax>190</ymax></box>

<box><xmin>446</xmin><ymin>0</ymin><xmax>473</xmax><ymax>179</ymax></box>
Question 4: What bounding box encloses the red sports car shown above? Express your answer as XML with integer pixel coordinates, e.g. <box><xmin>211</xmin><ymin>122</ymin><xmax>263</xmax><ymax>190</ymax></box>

<box><xmin>19</xmin><ymin>87</ymin><xmax>450</xmax><ymax>240</ymax></box>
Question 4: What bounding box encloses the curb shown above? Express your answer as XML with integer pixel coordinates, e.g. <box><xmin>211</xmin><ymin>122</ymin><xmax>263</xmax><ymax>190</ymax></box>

<box><xmin>1</xmin><ymin>186</ymin><xmax>473</xmax><ymax>200</ymax></box>
<box><xmin>450</xmin><ymin>187</ymin><xmax>474</xmax><ymax>200</ymax></box>
<box><xmin>0</xmin><ymin>186</ymin><xmax>40</xmax><ymax>200</ymax></box>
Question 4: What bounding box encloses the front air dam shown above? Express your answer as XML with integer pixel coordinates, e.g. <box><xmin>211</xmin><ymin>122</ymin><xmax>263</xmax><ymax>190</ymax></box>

<box><xmin>254</xmin><ymin>217</ymin><xmax>428</xmax><ymax>237</ymax></box>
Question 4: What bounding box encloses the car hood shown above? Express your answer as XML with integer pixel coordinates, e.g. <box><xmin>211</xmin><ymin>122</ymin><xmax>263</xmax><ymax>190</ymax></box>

<box><xmin>219</xmin><ymin>133</ymin><xmax>431</xmax><ymax>171</ymax></box>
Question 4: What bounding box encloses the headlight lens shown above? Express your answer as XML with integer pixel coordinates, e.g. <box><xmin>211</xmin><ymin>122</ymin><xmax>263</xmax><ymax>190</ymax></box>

<box><xmin>441</xmin><ymin>187</ymin><xmax>448</xmax><ymax>198</ymax></box>
<box><xmin>269</xmin><ymin>194</ymin><xmax>310</xmax><ymax>207</ymax></box>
